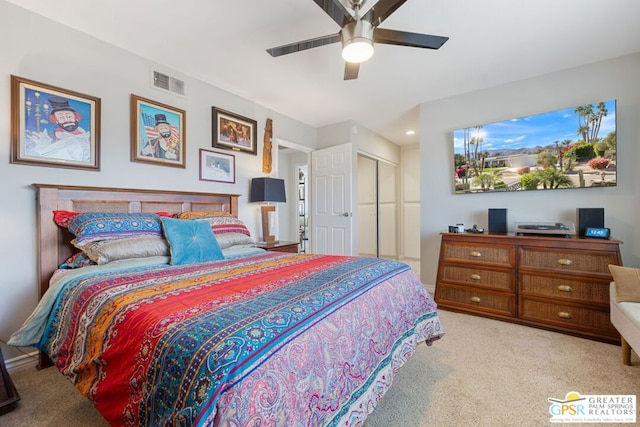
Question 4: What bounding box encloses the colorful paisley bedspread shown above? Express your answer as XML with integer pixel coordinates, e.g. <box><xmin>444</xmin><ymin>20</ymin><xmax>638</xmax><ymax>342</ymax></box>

<box><xmin>38</xmin><ymin>252</ymin><xmax>443</xmax><ymax>426</ymax></box>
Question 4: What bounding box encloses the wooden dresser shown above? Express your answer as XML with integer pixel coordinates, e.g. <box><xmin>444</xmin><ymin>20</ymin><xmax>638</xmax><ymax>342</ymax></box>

<box><xmin>434</xmin><ymin>233</ymin><xmax>623</xmax><ymax>344</ymax></box>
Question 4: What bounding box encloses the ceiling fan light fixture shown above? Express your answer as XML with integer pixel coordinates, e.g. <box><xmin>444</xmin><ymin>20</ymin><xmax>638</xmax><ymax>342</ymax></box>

<box><xmin>342</xmin><ymin>39</ymin><xmax>374</xmax><ymax>63</ymax></box>
<box><xmin>341</xmin><ymin>19</ymin><xmax>374</xmax><ymax>63</ymax></box>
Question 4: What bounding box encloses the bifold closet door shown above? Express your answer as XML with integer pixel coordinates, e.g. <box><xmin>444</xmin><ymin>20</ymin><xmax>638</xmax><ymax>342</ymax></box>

<box><xmin>358</xmin><ymin>156</ymin><xmax>377</xmax><ymax>257</ymax></box>
<box><xmin>357</xmin><ymin>155</ymin><xmax>398</xmax><ymax>259</ymax></box>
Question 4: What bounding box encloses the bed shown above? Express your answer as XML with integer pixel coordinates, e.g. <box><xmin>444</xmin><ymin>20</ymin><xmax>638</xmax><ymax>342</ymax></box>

<box><xmin>9</xmin><ymin>184</ymin><xmax>444</xmax><ymax>426</ymax></box>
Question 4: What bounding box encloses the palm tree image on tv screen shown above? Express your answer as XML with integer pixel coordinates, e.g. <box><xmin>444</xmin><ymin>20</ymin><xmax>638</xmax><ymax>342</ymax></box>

<box><xmin>452</xmin><ymin>100</ymin><xmax>616</xmax><ymax>194</ymax></box>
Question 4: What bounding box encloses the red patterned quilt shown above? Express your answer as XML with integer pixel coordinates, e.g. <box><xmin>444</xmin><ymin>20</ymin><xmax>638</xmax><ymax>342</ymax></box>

<box><xmin>15</xmin><ymin>252</ymin><xmax>443</xmax><ymax>426</ymax></box>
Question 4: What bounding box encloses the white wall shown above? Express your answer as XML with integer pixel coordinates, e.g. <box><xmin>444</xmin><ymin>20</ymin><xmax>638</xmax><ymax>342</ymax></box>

<box><xmin>317</xmin><ymin>120</ymin><xmax>401</xmax><ymax>165</ymax></box>
<box><xmin>419</xmin><ymin>52</ymin><xmax>640</xmax><ymax>286</ymax></box>
<box><xmin>351</xmin><ymin>123</ymin><xmax>401</xmax><ymax>165</ymax></box>
<box><xmin>0</xmin><ymin>1</ymin><xmax>316</xmax><ymax>359</ymax></box>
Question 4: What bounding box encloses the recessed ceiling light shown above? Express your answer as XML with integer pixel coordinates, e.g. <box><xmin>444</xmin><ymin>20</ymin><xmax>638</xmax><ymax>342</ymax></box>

<box><xmin>405</xmin><ymin>130</ymin><xmax>415</xmax><ymax>135</ymax></box>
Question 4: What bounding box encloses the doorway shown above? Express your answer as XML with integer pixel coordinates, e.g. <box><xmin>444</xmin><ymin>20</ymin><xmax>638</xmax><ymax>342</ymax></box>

<box><xmin>297</xmin><ymin>165</ymin><xmax>308</xmax><ymax>253</ymax></box>
<box><xmin>275</xmin><ymin>138</ymin><xmax>312</xmax><ymax>251</ymax></box>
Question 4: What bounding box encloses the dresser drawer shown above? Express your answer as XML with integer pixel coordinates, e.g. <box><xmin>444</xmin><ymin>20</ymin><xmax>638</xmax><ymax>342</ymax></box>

<box><xmin>441</xmin><ymin>242</ymin><xmax>514</xmax><ymax>266</ymax></box>
<box><xmin>519</xmin><ymin>274</ymin><xmax>610</xmax><ymax>304</ymax></box>
<box><xmin>519</xmin><ymin>248</ymin><xmax>613</xmax><ymax>275</ymax></box>
<box><xmin>519</xmin><ymin>298</ymin><xmax>618</xmax><ymax>336</ymax></box>
<box><xmin>436</xmin><ymin>285</ymin><xmax>515</xmax><ymax>316</ymax></box>
<box><xmin>440</xmin><ymin>265</ymin><xmax>514</xmax><ymax>291</ymax></box>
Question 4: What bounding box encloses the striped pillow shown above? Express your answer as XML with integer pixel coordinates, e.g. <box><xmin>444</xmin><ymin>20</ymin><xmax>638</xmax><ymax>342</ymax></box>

<box><xmin>68</xmin><ymin>212</ymin><xmax>164</xmax><ymax>245</ymax></box>
<box><xmin>176</xmin><ymin>212</ymin><xmax>254</xmax><ymax>249</ymax></box>
<box><xmin>176</xmin><ymin>211</ymin><xmax>232</xmax><ymax>219</ymax></box>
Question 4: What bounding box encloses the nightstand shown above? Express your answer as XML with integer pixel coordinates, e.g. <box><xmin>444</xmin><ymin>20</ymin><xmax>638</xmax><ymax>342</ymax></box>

<box><xmin>0</xmin><ymin>347</ymin><xmax>20</xmax><ymax>416</ymax></box>
<box><xmin>257</xmin><ymin>241</ymin><xmax>300</xmax><ymax>253</ymax></box>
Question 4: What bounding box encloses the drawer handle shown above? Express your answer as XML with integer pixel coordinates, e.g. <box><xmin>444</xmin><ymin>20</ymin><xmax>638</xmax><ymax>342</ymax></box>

<box><xmin>558</xmin><ymin>311</ymin><xmax>572</xmax><ymax>319</ymax></box>
<box><xmin>470</xmin><ymin>274</ymin><xmax>482</xmax><ymax>280</ymax></box>
<box><xmin>557</xmin><ymin>258</ymin><xmax>573</xmax><ymax>266</ymax></box>
<box><xmin>469</xmin><ymin>251</ymin><xmax>482</xmax><ymax>258</ymax></box>
<box><xmin>558</xmin><ymin>285</ymin><xmax>573</xmax><ymax>292</ymax></box>
<box><xmin>470</xmin><ymin>296</ymin><xmax>482</xmax><ymax>303</ymax></box>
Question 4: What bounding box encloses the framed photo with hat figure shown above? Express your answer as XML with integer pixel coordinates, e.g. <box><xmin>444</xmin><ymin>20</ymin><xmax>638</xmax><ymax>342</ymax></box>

<box><xmin>131</xmin><ymin>94</ymin><xmax>186</xmax><ymax>168</ymax></box>
<box><xmin>10</xmin><ymin>75</ymin><xmax>101</xmax><ymax>170</ymax></box>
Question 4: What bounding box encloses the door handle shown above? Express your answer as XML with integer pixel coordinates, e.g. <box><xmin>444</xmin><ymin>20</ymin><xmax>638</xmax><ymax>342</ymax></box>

<box><xmin>338</xmin><ymin>212</ymin><xmax>352</xmax><ymax>217</ymax></box>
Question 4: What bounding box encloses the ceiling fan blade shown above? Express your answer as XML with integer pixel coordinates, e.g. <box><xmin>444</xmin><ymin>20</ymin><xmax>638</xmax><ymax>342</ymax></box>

<box><xmin>370</xmin><ymin>0</ymin><xmax>408</xmax><ymax>27</ymax></box>
<box><xmin>373</xmin><ymin>28</ymin><xmax>448</xmax><ymax>49</ymax></box>
<box><xmin>267</xmin><ymin>33</ymin><xmax>341</xmax><ymax>57</ymax></box>
<box><xmin>312</xmin><ymin>0</ymin><xmax>354</xmax><ymax>27</ymax></box>
<box><xmin>344</xmin><ymin>62</ymin><xmax>360</xmax><ymax>80</ymax></box>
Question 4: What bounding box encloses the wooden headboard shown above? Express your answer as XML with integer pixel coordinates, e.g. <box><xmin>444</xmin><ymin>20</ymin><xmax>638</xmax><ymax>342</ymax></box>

<box><xmin>34</xmin><ymin>184</ymin><xmax>240</xmax><ymax>298</ymax></box>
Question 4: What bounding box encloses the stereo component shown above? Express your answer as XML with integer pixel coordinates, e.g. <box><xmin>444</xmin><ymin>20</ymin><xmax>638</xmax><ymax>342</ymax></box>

<box><xmin>577</xmin><ymin>208</ymin><xmax>605</xmax><ymax>237</ymax></box>
<box><xmin>488</xmin><ymin>208</ymin><xmax>508</xmax><ymax>234</ymax></box>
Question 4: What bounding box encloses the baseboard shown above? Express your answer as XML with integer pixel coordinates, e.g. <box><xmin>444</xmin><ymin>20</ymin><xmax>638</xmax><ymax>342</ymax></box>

<box><xmin>6</xmin><ymin>351</ymin><xmax>39</xmax><ymax>374</ymax></box>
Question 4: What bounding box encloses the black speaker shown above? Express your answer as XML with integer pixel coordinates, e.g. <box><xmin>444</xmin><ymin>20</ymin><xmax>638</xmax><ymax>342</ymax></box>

<box><xmin>488</xmin><ymin>208</ymin><xmax>508</xmax><ymax>234</ymax></box>
<box><xmin>577</xmin><ymin>208</ymin><xmax>604</xmax><ymax>237</ymax></box>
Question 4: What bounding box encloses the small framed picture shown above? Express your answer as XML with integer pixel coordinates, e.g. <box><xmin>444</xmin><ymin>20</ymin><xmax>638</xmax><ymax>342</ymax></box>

<box><xmin>212</xmin><ymin>107</ymin><xmax>257</xmax><ymax>155</ymax></box>
<box><xmin>10</xmin><ymin>75</ymin><xmax>100</xmax><ymax>170</ymax></box>
<box><xmin>199</xmin><ymin>149</ymin><xmax>236</xmax><ymax>183</ymax></box>
<box><xmin>131</xmin><ymin>95</ymin><xmax>186</xmax><ymax>168</ymax></box>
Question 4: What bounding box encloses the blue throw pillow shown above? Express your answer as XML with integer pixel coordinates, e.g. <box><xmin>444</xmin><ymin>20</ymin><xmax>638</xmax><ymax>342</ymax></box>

<box><xmin>161</xmin><ymin>217</ymin><xmax>224</xmax><ymax>265</ymax></box>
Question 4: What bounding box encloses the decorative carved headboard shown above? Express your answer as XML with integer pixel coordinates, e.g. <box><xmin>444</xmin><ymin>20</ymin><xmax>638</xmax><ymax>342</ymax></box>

<box><xmin>34</xmin><ymin>184</ymin><xmax>240</xmax><ymax>297</ymax></box>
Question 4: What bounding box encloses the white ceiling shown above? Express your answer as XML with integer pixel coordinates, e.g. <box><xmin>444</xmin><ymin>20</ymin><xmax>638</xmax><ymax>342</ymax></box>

<box><xmin>9</xmin><ymin>0</ymin><xmax>640</xmax><ymax>145</ymax></box>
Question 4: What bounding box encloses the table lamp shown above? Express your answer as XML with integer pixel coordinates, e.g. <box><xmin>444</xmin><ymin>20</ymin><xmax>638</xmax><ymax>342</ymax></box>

<box><xmin>250</xmin><ymin>177</ymin><xmax>286</xmax><ymax>244</ymax></box>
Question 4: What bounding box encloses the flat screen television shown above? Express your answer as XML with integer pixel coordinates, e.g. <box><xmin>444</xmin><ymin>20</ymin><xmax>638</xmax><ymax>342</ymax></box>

<box><xmin>453</xmin><ymin>99</ymin><xmax>616</xmax><ymax>194</ymax></box>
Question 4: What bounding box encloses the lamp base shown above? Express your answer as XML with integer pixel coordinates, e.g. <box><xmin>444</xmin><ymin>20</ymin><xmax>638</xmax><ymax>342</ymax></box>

<box><xmin>260</xmin><ymin>205</ymin><xmax>277</xmax><ymax>244</ymax></box>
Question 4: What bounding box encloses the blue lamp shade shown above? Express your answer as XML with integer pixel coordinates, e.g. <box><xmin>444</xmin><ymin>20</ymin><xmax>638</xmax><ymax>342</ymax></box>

<box><xmin>250</xmin><ymin>178</ymin><xmax>286</xmax><ymax>203</ymax></box>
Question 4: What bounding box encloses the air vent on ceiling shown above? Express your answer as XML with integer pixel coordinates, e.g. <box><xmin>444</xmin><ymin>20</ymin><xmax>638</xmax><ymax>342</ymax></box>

<box><xmin>152</xmin><ymin>70</ymin><xmax>185</xmax><ymax>96</ymax></box>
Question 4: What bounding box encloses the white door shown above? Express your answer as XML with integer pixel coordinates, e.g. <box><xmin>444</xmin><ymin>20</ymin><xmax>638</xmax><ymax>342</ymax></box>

<box><xmin>311</xmin><ymin>143</ymin><xmax>354</xmax><ymax>255</ymax></box>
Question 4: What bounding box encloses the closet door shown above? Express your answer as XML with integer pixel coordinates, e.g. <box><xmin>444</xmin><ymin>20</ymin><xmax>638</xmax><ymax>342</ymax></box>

<box><xmin>378</xmin><ymin>161</ymin><xmax>398</xmax><ymax>259</ymax></box>
<box><xmin>358</xmin><ymin>156</ymin><xmax>377</xmax><ymax>257</ymax></box>
<box><xmin>357</xmin><ymin>155</ymin><xmax>398</xmax><ymax>259</ymax></box>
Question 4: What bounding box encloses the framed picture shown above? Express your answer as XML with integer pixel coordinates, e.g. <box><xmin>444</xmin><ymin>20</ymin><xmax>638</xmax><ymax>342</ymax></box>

<box><xmin>10</xmin><ymin>75</ymin><xmax>100</xmax><ymax>170</ymax></box>
<box><xmin>131</xmin><ymin>95</ymin><xmax>186</xmax><ymax>168</ymax></box>
<box><xmin>212</xmin><ymin>107</ymin><xmax>257</xmax><ymax>155</ymax></box>
<box><xmin>199</xmin><ymin>149</ymin><xmax>236</xmax><ymax>183</ymax></box>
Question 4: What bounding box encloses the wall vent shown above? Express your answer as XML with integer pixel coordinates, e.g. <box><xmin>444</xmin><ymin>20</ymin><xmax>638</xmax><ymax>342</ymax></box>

<box><xmin>152</xmin><ymin>70</ymin><xmax>185</xmax><ymax>96</ymax></box>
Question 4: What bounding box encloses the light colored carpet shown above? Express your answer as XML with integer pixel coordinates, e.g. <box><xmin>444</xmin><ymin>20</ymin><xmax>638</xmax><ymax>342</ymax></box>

<box><xmin>2</xmin><ymin>310</ymin><xmax>638</xmax><ymax>426</ymax></box>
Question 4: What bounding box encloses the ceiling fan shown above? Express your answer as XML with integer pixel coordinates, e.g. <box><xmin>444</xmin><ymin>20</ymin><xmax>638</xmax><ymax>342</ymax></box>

<box><xmin>266</xmin><ymin>0</ymin><xmax>449</xmax><ymax>80</ymax></box>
